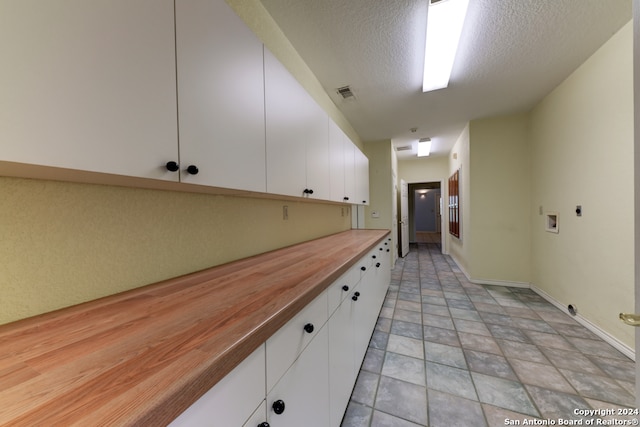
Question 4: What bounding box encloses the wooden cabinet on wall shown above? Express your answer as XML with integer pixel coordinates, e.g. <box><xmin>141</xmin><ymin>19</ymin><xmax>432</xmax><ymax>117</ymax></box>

<box><xmin>0</xmin><ymin>0</ymin><xmax>179</xmax><ymax>181</ymax></box>
<box><xmin>174</xmin><ymin>0</ymin><xmax>266</xmax><ymax>192</ymax></box>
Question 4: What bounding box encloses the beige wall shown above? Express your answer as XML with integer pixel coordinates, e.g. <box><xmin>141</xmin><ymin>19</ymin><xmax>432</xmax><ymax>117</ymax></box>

<box><xmin>0</xmin><ymin>177</ymin><xmax>350</xmax><ymax>324</ymax></box>
<box><xmin>469</xmin><ymin>114</ymin><xmax>531</xmax><ymax>284</ymax></box>
<box><xmin>530</xmin><ymin>21</ymin><xmax>634</xmax><ymax>347</ymax></box>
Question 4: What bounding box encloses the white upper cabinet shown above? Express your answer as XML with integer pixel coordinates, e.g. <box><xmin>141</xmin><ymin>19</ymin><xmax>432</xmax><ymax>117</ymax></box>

<box><xmin>329</xmin><ymin>120</ymin><xmax>347</xmax><ymax>203</ymax></box>
<box><xmin>344</xmin><ymin>142</ymin><xmax>356</xmax><ymax>204</ymax></box>
<box><xmin>355</xmin><ymin>147</ymin><xmax>370</xmax><ymax>205</ymax></box>
<box><xmin>264</xmin><ymin>48</ymin><xmax>330</xmax><ymax>199</ymax></box>
<box><xmin>175</xmin><ymin>0</ymin><xmax>266</xmax><ymax>191</ymax></box>
<box><xmin>0</xmin><ymin>0</ymin><xmax>179</xmax><ymax>180</ymax></box>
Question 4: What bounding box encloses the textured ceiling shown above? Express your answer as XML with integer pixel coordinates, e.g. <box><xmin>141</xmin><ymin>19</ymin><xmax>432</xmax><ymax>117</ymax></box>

<box><xmin>260</xmin><ymin>0</ymin><xmax>632</xmax><ymax>158</ymax></box>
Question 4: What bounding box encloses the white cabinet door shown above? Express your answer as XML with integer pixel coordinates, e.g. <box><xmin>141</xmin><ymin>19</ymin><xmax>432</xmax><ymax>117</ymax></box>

<box><xmin>305</xmin><ymin>112</ymin><xmax>330</xmax><ymax>200</ymax></box>
<box><xmin>352</xmin><ymin>271</ymin><xmax>380</xmax><ymax>366</ymax></box>
<box><xmin>266</xmin><ymin>291</ymin><xmax>328</xmax><ymax>392</ymax></box>
<box><xmin>329</xmin><ymin>120</ymin><xmax>347</xmax><ymax>203</ymax></box>
<box><xmin>243</xmin><ymin>401</ymin><xmax>268</xmax><ymax>427</ymax></box>
<box><xmin>265</xmin><ymin>48</ymin><xmax>329</xmax><ymax>199</ymax></box>
<box><xmin>169</xmin><ymin>345</ymin><xmax>266</xmax><ymax>427</ymax></box>
<box><xmin>328</xmin><ymin>294</ymin><xmax>357</xmax><ymax>427</ymax></box>
<box><xmin>0</xmin><ymin>0</ymin><xmax>179</xmax><ymax>181</ymax></box>
<box><xmin>175</xmin><ymin>0</ymin><xmax>266</xmax><ymax>191</ymax></box>
<box><xmin>267</xmin><ymin>326</ymin><xmax>330</xmax><ymax>427</ymax></box>
<box><xmin>355</xmin><ymin>148</ymin><xmax>370</xmax><ymax>205</ymax></box>
<box><xmin>344</xmin><ymin>142</ymin><xmax>356</xmax><ymax>204</ymax></box>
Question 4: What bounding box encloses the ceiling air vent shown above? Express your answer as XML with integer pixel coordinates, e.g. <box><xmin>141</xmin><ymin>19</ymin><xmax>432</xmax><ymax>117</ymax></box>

<box><xmin>336</xmin><ymin>85</ymin><xmax>355</xmax><ymax>99</ymax></box>
<box><xmin>395</xmin><ymin>145</ymin><xmax>413</xmax><ymax>152</ymax></box>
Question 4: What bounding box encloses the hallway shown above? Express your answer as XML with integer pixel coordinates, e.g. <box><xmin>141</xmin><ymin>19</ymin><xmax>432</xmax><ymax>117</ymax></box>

<box><xmin>341</xmin><ymin>243</ymin><xmax>637</xmax><ymax>426</ymax></box>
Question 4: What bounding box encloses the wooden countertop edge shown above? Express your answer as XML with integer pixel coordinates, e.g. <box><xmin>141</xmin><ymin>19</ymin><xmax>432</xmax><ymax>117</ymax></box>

<box><xmin>0</xmin><ymin>229</ymin><xmax>391</xmax><ymax>426</ymax></box>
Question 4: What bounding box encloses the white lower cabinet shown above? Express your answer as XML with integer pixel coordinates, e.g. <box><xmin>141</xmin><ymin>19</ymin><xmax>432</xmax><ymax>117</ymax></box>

<box><xmin>328</xmin><ymin>293</ymin><xmax>357</xmax><ymax>427</ymax></box>
<box><xmin>171</xmin><ymin>238</ymin><xmax>390</xmax><ymax>427</ymax></box>
<box><xmin>266</xmin><ymin>325</ymin><xmax>330</xmax><ymax>427</ymax></box>
<box><xmin>243</xmin><ymin>401</ymin><xmax>268</xmax><ymax>427</ymax></box>
<box><xmin>168</xmin><ymin>344</ymin><xmax>266</xmax><ymax>427</ymax></box>
<box><xmin>266</xmin><ymin>291</ymin><xmax>329</xmax><ymax>392</ymax></box>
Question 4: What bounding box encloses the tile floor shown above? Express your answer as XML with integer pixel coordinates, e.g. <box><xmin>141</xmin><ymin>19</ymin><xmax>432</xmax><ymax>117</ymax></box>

<box><xmin>341</xmin><ymin>243</ymin><xmax>637</xmax><ymax>427</ymax></box>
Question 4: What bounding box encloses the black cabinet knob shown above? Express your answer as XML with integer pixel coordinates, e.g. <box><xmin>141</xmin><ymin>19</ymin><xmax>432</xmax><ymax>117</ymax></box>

<box><xmin>258</xmin><ymin>423</ymin><xmax>270</xmax><ymax>427</ymax></box>
<box><xmin>303</xmin><ymin>323</ymin><xmax>314</xmax><ymax>334</ymax></box>
<box><xmin>186</xmin><ymin>165</ymin><xmax>199</xmax><ymax>175</ymax></box>
<box><xmin>272</xmin><ymin>400</ymin><xmax>285</xmax><ymax>415</ymax></box>
<box><xmin>343</xmin><ymin>196</ymin><xmax>349</xmax><ymax>201</ymax></box>
<box><xmin>360</xmin><ymin>266</ymin><xmax>366</xmax><ymax>271</ymax></box>
<box><xmin>372</xmin><ymin>255</ymin><xmax>377</xmax><ymax>259</ymax></box>
<box><xmin>362</xmin><ymin>200</ymin><xmax>366</xmax><ymax>204</ymax></box>
<box><xmin>385</xmin><ymin>242</ymin><xmax>388</xmax><ymax>245</ymax></box>
<box><xmin>165</xmin><ymin>161</ymin><xmax>179</xmax><ymax>172</ymax></box>
<box><xmin>379</xmin><ymin>248</ymin><xmax>383</xmax><ymax>251</ymax></box>
<box><xmin>354</xmin><ymin>292</ymin><xmax>360</xmax><ymax>297</ymax></box>
<box><xmin>342</xmin><ymin>285</ymin><xmax>349</xmax><ymax>291</ymax></box>
<box><xmin>303</xmin><ymin>188</ymin><xmax>314</xmax><ymax>195</ymax></box>
<box><xmin>376</xmin><ymin>262</ymin><xmax>381</xmax><ymax>268</ymax></box>
<box><xmin>386</xmin><ymin>249</ymin><xmax>390</xmax><ymax>252</ymax></box>
<box><xmin>352</xmin><ymin>295</ymin><xmax>358</xmax><ymax>301</ymax></box>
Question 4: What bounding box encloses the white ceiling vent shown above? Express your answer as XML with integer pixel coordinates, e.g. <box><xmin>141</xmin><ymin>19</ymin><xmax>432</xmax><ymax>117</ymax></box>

<box><xmin>336</xmin><ymin>85</ymin><xmax>355</xmax><ymax>99</ymax></box>
<box><xmin>395</xmin><ymin>145</ymin><xmax>413</xmax><ymax>151</ymax></box>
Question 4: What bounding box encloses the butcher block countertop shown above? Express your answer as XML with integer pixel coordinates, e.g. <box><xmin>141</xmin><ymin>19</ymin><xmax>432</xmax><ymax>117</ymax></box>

<box><xmin>0</xmin><ymin>229</ymin><xmax>390</xmax><ymax>426</ymax></box>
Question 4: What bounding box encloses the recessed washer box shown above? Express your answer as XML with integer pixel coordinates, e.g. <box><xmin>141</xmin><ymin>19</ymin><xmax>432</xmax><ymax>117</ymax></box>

<box><xmin>545</xmin><ymin>212</ymin><xmax>559</xmax><ymax>233</ymax></box>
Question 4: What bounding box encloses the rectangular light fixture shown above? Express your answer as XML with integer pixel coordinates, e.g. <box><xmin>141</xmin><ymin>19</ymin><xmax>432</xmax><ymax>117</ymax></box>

<box><xmin>417</xmin><ymin>138</ymin><xmax>431</xmax><ymax>157</ymax></box>
<box><xmin>423</xmin><ymin>0</ymin><xmax>469</xmax><ymax>92</ymax></box>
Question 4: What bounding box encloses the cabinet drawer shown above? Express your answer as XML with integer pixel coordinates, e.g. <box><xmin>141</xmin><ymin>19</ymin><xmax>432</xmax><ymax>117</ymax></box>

<box><xmin>266</xmin><ymin>291</ymin><xmax>328</xmax><ymax>392</ymax></box>
<box><xmin>327</xmin><ymin>267</ymin><xmax>360</xmax><ymax>315</ymax></box>
<box><xmin>169</xmin><ymin>344</ymin><xmax>266</xmax><ymax>427</ymax></box>
<box><xmin>356</xmin><ymin>249</ymin><xmax>376</xmax><ymax>279</ymax></box>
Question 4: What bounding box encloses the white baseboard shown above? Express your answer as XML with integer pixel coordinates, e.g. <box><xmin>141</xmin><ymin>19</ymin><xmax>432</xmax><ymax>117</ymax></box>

<box><xmin>449</xmin><ymin>254</ymin><xmax>530</xmax><ymax>289</ymax></box>
<box><xmin>447</xmin><ymin>254</ymin><xmax>635</xmax><ymax>360</ymax></box>
<box><xmin>530</xmin><ymin>285</ymin><xmax>635</xmax><ymax>361</ymax></box>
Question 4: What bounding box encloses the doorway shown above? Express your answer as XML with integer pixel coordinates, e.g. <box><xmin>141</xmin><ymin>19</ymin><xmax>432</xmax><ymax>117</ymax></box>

<box><xmin>409</xmin><ymin>182</ymin><xmax>442</xmax><ymax>248</ymax></box>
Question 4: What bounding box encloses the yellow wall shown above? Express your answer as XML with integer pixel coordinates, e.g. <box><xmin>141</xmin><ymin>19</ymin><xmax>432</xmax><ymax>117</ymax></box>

<box><xmin>469</xmin><ymin>114</ymin><xmax>531</xmax><ymax>284</ymax></box>
<box><xmin>0</xmin><ymin>177</ymin><xmax>350</xmax><ymax>324</ymax></box>
<box><xmin>530</xmin><ymin>21</ymin><xmax>634</xmax><ymax>346</ymax></box>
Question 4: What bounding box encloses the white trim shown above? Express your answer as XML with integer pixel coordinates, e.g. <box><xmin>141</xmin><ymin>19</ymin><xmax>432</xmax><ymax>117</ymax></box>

<box><xmin>530</xmin><ymin>285</ymin><xmax>635</xmax><ymax>361</ymax></box>
<box><xmin>449</xmin><ymin>253</ymin><xmax>530</xmax><ymax>288</ymax></box>
<box><xmin>447</xmin><ymin>254</ymin><xmax>635</xmax><ymax>360</ymax></box>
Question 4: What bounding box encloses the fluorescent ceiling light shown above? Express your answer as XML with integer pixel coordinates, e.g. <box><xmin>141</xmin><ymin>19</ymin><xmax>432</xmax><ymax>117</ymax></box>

<box><xmin>423</xmin><ymin>0</ymin><xmax>469</xmax><ymax>92</ymax></box>
<box><xmin>417</xmin><ymin>138</ymin><xmax>431</xmax><ymax>157</ymax></box>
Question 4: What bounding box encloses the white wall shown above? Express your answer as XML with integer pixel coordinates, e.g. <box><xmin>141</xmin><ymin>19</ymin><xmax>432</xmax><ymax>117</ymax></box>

<box><xmin>530</xmin><ymin>21</ymin><xmax>634</xmax><ymax>347</ymax></box>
